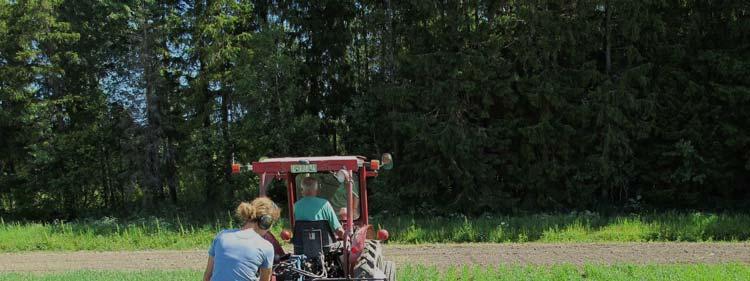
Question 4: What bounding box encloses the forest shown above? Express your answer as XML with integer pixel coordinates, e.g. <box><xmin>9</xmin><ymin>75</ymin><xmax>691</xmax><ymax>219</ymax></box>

<box><xmin>1</xmin><ymin>0</ymin><xmax>749</xmax><ymax>219</ymax></box>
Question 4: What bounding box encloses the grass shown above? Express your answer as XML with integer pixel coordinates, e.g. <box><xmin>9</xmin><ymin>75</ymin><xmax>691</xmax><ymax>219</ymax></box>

<box><xmin>1</xmin><ymin>264</ymin><xmax>749</xmax><ymax>281</ymax></box>
<box><xmin>0</xmin><ymin>214</ymin><xmax>282</xmax><ymax>252</ymax></box>
<box><xmin>384</xmin><ymin>212</ymin><xmax>750</xmax><ymax>243</ymax></box>
<box><xmin>401</xmin><ymin>264</ymin><xmax>750</xmax><ymax>281</ymax></box>
<box><xmin>1</xmin><ymin>212</ymin><xmax>749</xmax><ymax>251</ymax></box>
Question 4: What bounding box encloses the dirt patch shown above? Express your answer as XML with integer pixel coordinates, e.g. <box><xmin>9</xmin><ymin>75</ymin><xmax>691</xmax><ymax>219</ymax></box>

<box><xmin>387</xmin><ymin>243</ymin><xmax>750</xmax><ymax>268</ymax></box>
<box><xmin>1</xmin><ymin>243</ymin><xmax>748</xmax><ymax>272</ymax></box>
<box><xmin>0</xmin><ymin>250</ymin><xmax>207</xmax><ymax>273</ymax></box>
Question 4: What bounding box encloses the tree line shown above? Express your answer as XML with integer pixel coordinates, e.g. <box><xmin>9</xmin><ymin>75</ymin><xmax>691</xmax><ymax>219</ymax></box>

<box><xmin>1</xmin><ymin>0</ymin><xmax>748</xmax><ymax>219</ymax></box>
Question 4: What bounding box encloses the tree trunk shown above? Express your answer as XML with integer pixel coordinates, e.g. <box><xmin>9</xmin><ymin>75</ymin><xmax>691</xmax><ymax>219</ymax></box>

<box><xmin>166</xmin><ymin>137</ymin><xmax>178</xmax><ymax>204</ymax></box>
<box><xmin>141</xmin><ymin>8</ymin><xmax>165</xmax><ymax>209</ymax></box>
<box><xmin>604</xmin><ymin>0</ymin><xmax>612</xmax><ymax>74</ymax></box>
<box><xmin>196</xmin><ymin>0</ymin><xmax>218</xmax><ymax>207</ymax></box>
<box><xmin>221</xmin><ymin>88</ymin><xmax>232</xmax><ymax>196</ymax></box>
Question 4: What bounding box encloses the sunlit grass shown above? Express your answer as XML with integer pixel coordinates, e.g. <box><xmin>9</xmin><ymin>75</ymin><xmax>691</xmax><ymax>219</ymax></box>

<box><xmin>1</xmin><ymin>264</ymin><xmax>748</xmax><ymax>281</ymax></box>
<box><xmin>399</xmin><ymin>264</ymin><xmax>750</xmax><ymax>280</ymax></box>
<box><xmin>378</xmin><ymin>212</ymin><xmax>750</xmax><ymax>244</ymax></box>
<box><xmin>1</xmin><ymin>212</ymin><xmax>749</xmax><ymax>251</ymax></box>
<box><xmin>0</xmin><ymin>213</ymin><xmax>286</xmax><ymax>252</ymax></box>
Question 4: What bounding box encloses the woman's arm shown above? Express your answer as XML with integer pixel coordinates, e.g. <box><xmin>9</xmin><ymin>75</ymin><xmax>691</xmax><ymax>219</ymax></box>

<box><xmin>262</xmin><ymin>232</ymin><xmax>286</xmax><ymax>263</ymax></box>
<box><xmin>259</xmin><ymin>268</ymin><xmax>272</xmax><ymax>281</ymax></box>
<box><xmin>203</xmin><ymin>256</ymin><xmax>215</xmax><ymax>281</ymax></box>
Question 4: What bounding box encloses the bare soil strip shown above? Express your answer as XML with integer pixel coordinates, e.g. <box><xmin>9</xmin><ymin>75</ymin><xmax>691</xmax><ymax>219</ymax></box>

<box><xmin>388</xmin><ymin>243</ymin><xmax>750</xmax><ymax>268</ymax></box>
<box><xmin>1</xmin><ymin>243</ymin><xmax>748</xmax><ymax>272</ymax></box>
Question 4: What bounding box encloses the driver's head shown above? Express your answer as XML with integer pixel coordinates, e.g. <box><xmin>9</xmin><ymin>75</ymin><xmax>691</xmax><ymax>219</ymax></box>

<box><xmin>301</xmin><ymin>176</ymin><xmax>319</xmax><ymax>196</ymax></box>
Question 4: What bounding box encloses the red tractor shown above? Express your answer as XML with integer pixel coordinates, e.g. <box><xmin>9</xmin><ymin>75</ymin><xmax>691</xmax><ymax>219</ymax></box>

<box><xmin>233</xmin><ymin>154</ymin><xmax>395</xmax><ymax>281</ymax></box>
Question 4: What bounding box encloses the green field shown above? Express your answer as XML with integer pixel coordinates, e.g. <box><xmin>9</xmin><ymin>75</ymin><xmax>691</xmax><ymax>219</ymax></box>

<box><xmin>1</xmin><ymin>264</ymin><xmax>749</xmax><ymax>281</ymax></box>
<box><xmin>2</xmin><ymin>212</ymin><xmax>749</xmax><ymax>251</ymax></box>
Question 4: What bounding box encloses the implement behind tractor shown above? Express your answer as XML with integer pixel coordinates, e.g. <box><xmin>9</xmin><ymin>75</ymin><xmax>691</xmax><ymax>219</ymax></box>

<box><xmin>233</xmin><ymin>154</ymin><xmax>395</xmax><ymax>281</ymax></box>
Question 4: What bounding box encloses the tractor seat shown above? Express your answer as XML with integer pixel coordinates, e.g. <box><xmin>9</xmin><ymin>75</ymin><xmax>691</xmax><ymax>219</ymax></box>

<box><xmin>292</xmin><ymin>220</ymin><xmax>336</xmax><ymax>258</ymax></box>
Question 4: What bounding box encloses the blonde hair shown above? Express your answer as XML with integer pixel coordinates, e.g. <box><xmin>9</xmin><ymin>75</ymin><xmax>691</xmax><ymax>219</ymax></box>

<box><xmin>236</xmin><ymin>197</ymin><xmax>280</xmax><ymax>223</ymax></box>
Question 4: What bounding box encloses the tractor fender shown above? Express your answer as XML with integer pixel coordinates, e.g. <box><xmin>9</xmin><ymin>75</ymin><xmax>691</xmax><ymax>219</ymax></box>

<box><xmin>348</xmin><ymin>225</ymin><xmax>371</xmax><ymax>266</ymax></box>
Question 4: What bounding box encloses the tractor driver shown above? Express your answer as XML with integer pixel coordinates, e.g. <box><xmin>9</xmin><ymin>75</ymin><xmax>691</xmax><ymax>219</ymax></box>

<box><xmin>330</xmin><ymin>180</ymin><xmax>360</xmax><ymax>220</ymax></box>
<box><xmin>294</xmin><ymin>177</ymin><xmax>345</xmax><ymax>239</ymax></box>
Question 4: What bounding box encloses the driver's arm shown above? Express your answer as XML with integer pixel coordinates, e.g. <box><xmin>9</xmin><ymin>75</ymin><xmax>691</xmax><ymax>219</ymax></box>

<box><xmin>335</xmin><ymin>227</ymin><xmax>345</xmax><ymax>239</ymax></box>
<box><xmin>323</xmin><ymin>201</ymin><xmax>344</xmax><ymax>239</ymax></box>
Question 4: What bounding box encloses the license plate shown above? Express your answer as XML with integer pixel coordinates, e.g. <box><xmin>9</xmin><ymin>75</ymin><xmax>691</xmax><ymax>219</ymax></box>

<box><xmin>291</xmin><ymin>164</ymin><xmax>317</xmax><ymax>173</ymax></box>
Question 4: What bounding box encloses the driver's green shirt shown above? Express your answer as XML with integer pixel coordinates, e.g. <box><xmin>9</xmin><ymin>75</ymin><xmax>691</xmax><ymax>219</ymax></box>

<box><xmin>294</xmin><ymin>196</ymin><xmax>342</xmax><ymax>231</ymax></box>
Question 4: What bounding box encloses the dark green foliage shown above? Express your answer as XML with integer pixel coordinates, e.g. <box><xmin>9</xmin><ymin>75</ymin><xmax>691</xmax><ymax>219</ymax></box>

<box><xmin>363</xmin><ymin>0</ymin><xmax>750</xmax><ymax>214</ymax></box>
<box><xmin>0</xmin><ymin>0</ymin><xmax>748</xmax><ymax>218</ymax></box>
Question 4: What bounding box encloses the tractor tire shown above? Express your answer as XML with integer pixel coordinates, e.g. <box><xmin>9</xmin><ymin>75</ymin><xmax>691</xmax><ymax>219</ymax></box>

<box><xmin>383</xmin><ymin>261</ymin><xmax>396</xmax><ymax>281</ymax></box>
<box><xmin>352</xmin><ymin>261</ymin><xmax>378</xmax><ymax>279</ymax></box>
<box><xmin>353</xmin><ymin>240</ymin><xmax>387</xmax><ymax>279</ymax></box>
<box><xmin>365</xmin><ymin>240</ymin><xmax>384</xmax><ymax>269</ymax></box>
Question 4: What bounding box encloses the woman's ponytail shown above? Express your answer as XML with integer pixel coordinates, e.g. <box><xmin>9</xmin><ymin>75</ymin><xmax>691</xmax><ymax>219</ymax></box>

<box><xmin>236</xmin><ymin>202</ymin><xmax>257</xmax><ymax>222</ymax></box>
<box><xmin>235</xmin><ymin>197</ymin><xmax>280</xmax><ymax>224</ymax></box>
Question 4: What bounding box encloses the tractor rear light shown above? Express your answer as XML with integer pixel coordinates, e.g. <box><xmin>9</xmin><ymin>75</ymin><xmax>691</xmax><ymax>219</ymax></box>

<box><xmin>280</xmin><ymin>229</ymin><xmax>292</xmax><ymax>241</ymax></box>
<box><xmin>231</xmin><ymin>163</ymin><xmax>241</xmax><ymax>174</ymax></box>
<box><xmin>370</xmin><ymin>160</ymin><xmax>380</xmax><ymax>170</ymax></box>
<box><xmin>377</xmin><ymin>229</ymin><xmax>390</xmax><ymax>241</ymax></box>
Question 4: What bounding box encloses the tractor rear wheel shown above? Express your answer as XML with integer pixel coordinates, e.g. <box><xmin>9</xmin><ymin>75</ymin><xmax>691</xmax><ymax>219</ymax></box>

<box><xmin>353</xmin><ymin>240</ymin><xmax>386</xmax><ymax>279</ymax></box>
<box><xmin>383</xmin><ymin>260</ymin><xmax>396</xmax><ymax>281</ymax></box>
<box><xmin>352</xmin><ymin>261</ymin><xmax>377</xmax><ymax>279</ymax></box>
<box><xmin>365</xmin><ymin>240</ymin><xmax>384</xmax><ymax>268</ymax></box>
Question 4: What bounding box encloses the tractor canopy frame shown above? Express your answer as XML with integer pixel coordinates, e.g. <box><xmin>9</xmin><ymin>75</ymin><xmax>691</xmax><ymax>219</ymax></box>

<box><xmin>249</xmin><ymin>156</ymin><xmax>381</xmax><ymax>229</ymax></box>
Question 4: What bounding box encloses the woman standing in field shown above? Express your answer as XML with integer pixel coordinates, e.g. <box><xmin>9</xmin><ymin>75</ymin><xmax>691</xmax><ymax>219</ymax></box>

<box><xmin>203</xmin><ymin>197</ymin><xmax>280</xmax><ymax>281</ymax></box>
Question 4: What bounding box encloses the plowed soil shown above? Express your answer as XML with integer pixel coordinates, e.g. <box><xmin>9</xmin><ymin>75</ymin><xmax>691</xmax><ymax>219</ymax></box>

<box><xmin>1</xmin><ymin>243</ymin><xmax>748</xmax><ymax>272</ymax></box>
